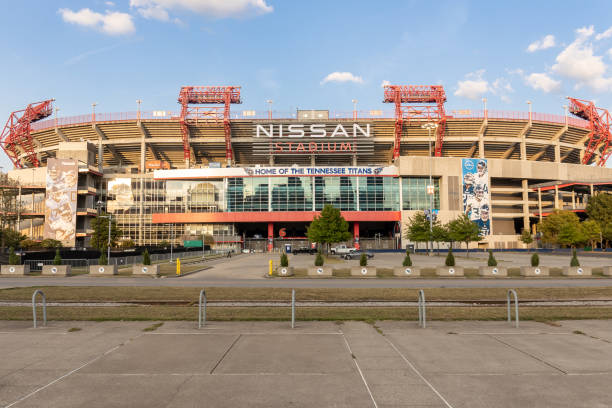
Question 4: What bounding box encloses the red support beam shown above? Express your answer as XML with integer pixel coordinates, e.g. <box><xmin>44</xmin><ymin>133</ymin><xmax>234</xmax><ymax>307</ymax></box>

<box><xmin>383</xmin><ymin>85</ymin><xmax>447</xmax><ymax>160</ymax></box>
<box><xmin>568</xmin><ymin>97</ymin><xmax>611</xmax><ymax>166</ymax></box>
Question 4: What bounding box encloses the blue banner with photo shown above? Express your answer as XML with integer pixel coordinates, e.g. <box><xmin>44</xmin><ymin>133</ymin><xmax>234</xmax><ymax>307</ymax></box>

<box><xmin>462</xmin><ymin>158</ymin><xmax>490</xmax><ymax>236</ymax></box>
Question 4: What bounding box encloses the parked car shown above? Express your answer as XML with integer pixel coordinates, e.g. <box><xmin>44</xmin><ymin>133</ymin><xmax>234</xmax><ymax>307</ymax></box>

<box><xmin>343</xmin><ymin>250</ymin><xmax>374</xmax><ymax>260</ymax></box>
<box><xmin>330</xmin><ymin>245</ymin><xmax>357</xmax><ymax>255</ymax></box>
<box><xmin>292</xmin><ymin>246</ymin><xmax>316</xmax><ymax>255</ymax></box>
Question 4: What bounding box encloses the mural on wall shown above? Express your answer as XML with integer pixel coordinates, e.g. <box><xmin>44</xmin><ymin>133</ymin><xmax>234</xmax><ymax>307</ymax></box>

<box><xmin>43</xmin><ymin>158</ymin><xmax>78</xmax><ymax>246</ymax></box>
<box><xmin>462</xmin><ymin>159</ymin><xmax>490</xmax><ymax>236</ymax></box>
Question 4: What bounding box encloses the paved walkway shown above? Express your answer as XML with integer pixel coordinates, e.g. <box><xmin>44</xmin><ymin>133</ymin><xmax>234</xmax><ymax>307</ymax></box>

<box><xmin>2</xmin><ymin>319</ymin><xmax>612</xmax><ymax>407</ymax></box>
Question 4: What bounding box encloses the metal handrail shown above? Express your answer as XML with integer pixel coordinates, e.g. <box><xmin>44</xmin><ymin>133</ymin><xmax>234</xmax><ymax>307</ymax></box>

<box><xmin>32</xmin><ymin>290</ymin><xmax>46</xmax><ymax>328</ymax></box>
<box><xmin>507</xmin><ymin>289</ymin><xmax>519</xmax><ymax>328</ymax></box>
<box><xmin>291</xmin><ymin>289</ymin><xmax>295</xmax><ymax>329</ymax></box>
<box><xmin>198</xmin><ymin>289</ymin><xmax>206</xmax><ymax>328</ymax></box>
<box><xmin>418</xmin><ymin>289</ymin><xmax>426</xmax><ymax>328</ymax></box>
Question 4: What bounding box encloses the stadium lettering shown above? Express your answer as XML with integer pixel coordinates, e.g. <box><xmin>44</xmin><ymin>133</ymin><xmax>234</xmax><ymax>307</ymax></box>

<box><xmin>272</xmin><ymin>142</ymin><xmax>354</xmax><ymax>153</ymax></box>
<box><xmin>255</xmin><ymin>123</ymin><xmax>370</xmax><ymax>138</ymax></box>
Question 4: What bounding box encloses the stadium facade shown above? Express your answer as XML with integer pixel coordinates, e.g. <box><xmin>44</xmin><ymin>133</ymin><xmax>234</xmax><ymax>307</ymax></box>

<box><xmin>3</xmin><ymin>86</ymin><xmax>612</xmax><ymax>252</ymax></box>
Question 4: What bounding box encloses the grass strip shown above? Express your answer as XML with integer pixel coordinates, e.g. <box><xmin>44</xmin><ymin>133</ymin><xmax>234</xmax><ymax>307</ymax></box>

<box><xmin>3</xmin><ymin>305</ymin><xmax>612</xmax><ymax>322</ymax></box>
<box><xmin>4</xmin><ymin>286</ymin><xmax>612</xmax><ymax>303</ymax></box>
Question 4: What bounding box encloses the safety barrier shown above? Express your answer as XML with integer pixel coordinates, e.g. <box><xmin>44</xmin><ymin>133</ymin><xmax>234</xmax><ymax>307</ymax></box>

<box><xmin>291</xmin><ymin>289</ymin><xmax>296</xmax><ymax>329</ymax></box>
<box><xmin>507</xmin><ymin>289</ymin><xmax>519</xmax><ymax>328</ymax></box>
<box><xmin>32</xmin><ymin>290</ymin><xmax>46</xmax><ymax>328</ymax></box>
<box><xmin>418</xmin><ymin>289</ymin><xmax>426</xmax><ymax>328</ymax></box>
<box><xmin>198</xmin><ymin>289</ymin><xmax>207</xmax><ymax>329</ymax></box>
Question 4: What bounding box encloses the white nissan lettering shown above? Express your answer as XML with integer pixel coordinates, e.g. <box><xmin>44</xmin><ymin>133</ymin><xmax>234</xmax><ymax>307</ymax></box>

<box><xmin>255</xmin><ymin>123</ymin><xmax>370</xmax><ymax>138</ymax></box>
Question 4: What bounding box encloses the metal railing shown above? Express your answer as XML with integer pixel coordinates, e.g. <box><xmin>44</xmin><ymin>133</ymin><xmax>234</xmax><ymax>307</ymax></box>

<box><xmin>32</xmin><ymin>290</ymin><xmax>46</xmax><ymax>328</ymax></box>
<box><xmin>507</xmin><ymin>289</ymin><xmax>519</xmax><ymax>328</ymax></box>
<box><xmin>291</xmin><ymin>289</ymin><xmax>296</xmax><ymax>329</ymax></box>
<box><xmin>25</xmin><ymin>259</ymin><xmax>90</xmax><ymax>271</ymax></box>
<box><xmin>198</xmin><ymin>289</ymin><xmax>207</xmax><ymax>329</ymax></box>
<box><xmin>418</xmin><ymin>289</ymin><xmax>426</xmax><ymax>328</ymax></box>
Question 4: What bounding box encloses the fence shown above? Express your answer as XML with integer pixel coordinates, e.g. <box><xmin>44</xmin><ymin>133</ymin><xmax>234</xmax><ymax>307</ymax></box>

<box><xmin>24</xmin><ymin>249</ymin><xmax>229</xmax><ymax>270</ymax></box>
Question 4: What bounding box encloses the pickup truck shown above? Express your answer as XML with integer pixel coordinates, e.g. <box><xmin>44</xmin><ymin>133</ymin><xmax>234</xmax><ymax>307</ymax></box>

<box><xmin>330</xmin><ymin>245</ymin><xmax>357</xmax><ymax>255</ymax></box>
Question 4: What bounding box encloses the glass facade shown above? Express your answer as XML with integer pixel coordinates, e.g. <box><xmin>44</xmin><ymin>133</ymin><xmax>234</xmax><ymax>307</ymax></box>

<box><xmin>104</xmin><ymin>175</ymin><xmax>440</xmax><ymax>244</ymax></box>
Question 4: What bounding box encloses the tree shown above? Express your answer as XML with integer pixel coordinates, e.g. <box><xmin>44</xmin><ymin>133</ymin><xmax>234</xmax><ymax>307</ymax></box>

<box><xmin>314</xmin><ymin>252</ymin><xmax>324</xmax><ymax>266</ymax></box>
<box><xmin>402</xmin><ymin>250</ymin><xmax>412</xmax><ymax>267</ymax></box>
<box><xmin>2</xmin><ymin>229</ymin><xmax>26</xmax><ymax>250</ymax></box>
<box><xmin>142</xmin><ymin>249</ymin><xmax>151</xmax><ymax>265</ymax></box>
<box><xmin>53</xmin><ymin>249</ymin><xmax>62</xmax><ymax>265</ymax></box>
<box><xmin>99</xmin><ymin>252</ymin><xmax>108</xmax><ymax>265</ymax></box>
<box><xmin>432</xmin><ymin>223</ymin><xmax>449</xmax><ymax>256</ymax></box>
<box><xmin>586</xmin><ymin>193</ymin><xmax>612</xmax><ymax>248</ymax></box>
<box><xmin>570</xmin><ymin>248</ymin><xmax>580</xmax><ymax>267</ymax></box>
<box><xmin>359</xmin><ymin>252</ymin><xmax>368</xmax><ymax>267</ymax></box>
<box><xmin>0</xmin><ymin>174</ymin><xmax>22</xmax><ymax>253</ymax></box>
<box><xmin>487</xmin><ymin>250</ymin><xmax>497</xmax><ymax>267</ymax></box>
<box><xmin>581</xmin><ymin>220</ymin><xmax>602</xmax><ymax>250</ymax></box>
<box><xmin>90</xmin><ymin>213</ymin><xmax>122</xmax><ymax>251</ymax></box>
<box><xmin>447</xmin><ymin>214</ymin><xmax>482</xmax><ymax>257</ymax></box>
<box><xmin>8</xmin><ymin>247</ymin><xmax>19</xmax><ymax>265</ymax></box>
<box><xmin>280</xmin><ymin>252</ymin><xmax>289</xmax><ymax>267</ymax></box>
<box><xmin>202</xmin><ymin>234</ymin><xmax>215</xmax><ymax>248</ymax></box>
<box><xmin>538</xmin><ymin>210</ymin><xmax>584</xmax><ymax>248</ymax></box>
<box><xmin>306</xmin><ymin>204</ymin><xmax>352</xmax><ymax>254</ymax></box>
<box><xmin>445</xmin><ymin>248</ymin><xmax>455</xmax><ymax>266</ymax></box>
<box><xmin>531</xmin><ymin>253</ymin><xmax>539</xmax><ymax>267</ymax></box>
<box><xmin>40</xmin><ymin>239</ymin><xmax>62</xmax><ymax>249</ymax></box>
<box><xmin>120</xmin><ymin>239</ymin><xmax>135</xmax><ymax>249</ymax></box>
<box><xmin>520</xmin><ymin>229</ymin><xmax>534</xmax><ymax>252</ymax></box>
<box><xmin>405</xmin><ymin>212</ymin><xmax>432</xmax><ymax>252</ymax></box>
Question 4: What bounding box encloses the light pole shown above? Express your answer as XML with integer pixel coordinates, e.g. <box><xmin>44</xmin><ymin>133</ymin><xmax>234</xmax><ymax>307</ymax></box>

<box><xmin>266</xmin><ymin>100</ymin><xmax>273</xmax><ymax>120</ymax></box>
<box><xmin>421</xmin><ymin>122</ymin><xmax>438</xmax><ymax>256</ymax></box>
<box><xmin>136</xmin><ymin>99</ymin><xmax>142</xmax><ymax>120</ymax></box>
<box><xmin>527</xmin><ymin>100</ymin><xmax>532</xmax><ymax>124</ymax></box>
<box><xmin>482</xmin><ymin>97</ymin><xmax>487</xmax><ymax>119</ymax></box>
<box><xmin>170</xmin><ymin>223</ymin><xmax>174</xmax><ymax>263</ymax></box>
<box><xmin>352</xmin><ymin>99</ymin><xmax>358</xmax><ymax>120</ymax></box>
<box><xmin>96</xmin><ymin>200</ymin><xmax>112</xmax><ymax>262</ymax></box>
<box><xmin>92</xmin><ymin>103</ymin><xmax>97</xmax><ymax>123</ymax></box>
<box><xmin>54</xmin><ymin>107</ymin><xmax>60</xmax><ymax>128</ymax></box>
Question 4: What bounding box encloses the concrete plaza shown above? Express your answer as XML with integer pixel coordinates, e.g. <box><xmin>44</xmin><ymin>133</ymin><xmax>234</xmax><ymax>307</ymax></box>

<box><xmin>2</xmin><ymin>319</ymin><xmax>612</xmax><ymax>407</ymax></box>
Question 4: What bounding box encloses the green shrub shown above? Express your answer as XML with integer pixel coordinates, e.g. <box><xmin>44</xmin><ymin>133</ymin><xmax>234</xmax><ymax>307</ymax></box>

<box><xmin>280</xmin><ymin>252</ymin><xmax>289</xmax><ymax>267</ymax></box>
<box><xmin>142</xmin><ymin>249</ymin><xmax>151</xmax><ymax>265</ymax></box>
<box><xmin>53</xmin><ymin>249</ymin><xmax>62</xmax><ymax>265</ymax></box>
<box><xmin>99</xmin><ymin>252</ymin><xmax>108</xmax><ymax>266</ymax></box>
<box><xmin>359</xmin><ymin>252</ymin><xmax>368</xmax><ymax>266</ymax></box>
<box><xmin>531</xmin><ymin>252</ymin><xmax>539</xmax><ymax>267</ymax></box>
<box><xmin>570</xmin><ymin>248</ymin><xmax>580</xmax><ymax>267</ymax></box>
<box><xmin>402</xmin><ymin>251</ymin><xmax>412</xmax><ymax>267</ymax></box>
<box><xmin>8</xmin><ymin>247</ymin><xmax>19</xmax><ymax>265</ymax></box>
<box><xmin>445</xmin><ymin>248</ymin><xmax>455</xmax><ymax>266</ymax></box>
<box><xmin>314</xmin><ymin>252</ymin><xmax>324</xmax><ymax>266</ymax></box>
<box><xmin>487</xmin><ymin>250</ymin><xmax>497</xmax><ymax>267</ymax></box>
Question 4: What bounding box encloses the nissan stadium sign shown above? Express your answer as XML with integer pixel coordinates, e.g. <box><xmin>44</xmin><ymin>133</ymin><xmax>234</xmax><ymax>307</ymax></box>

<box><xmin>252</xmin><ymin>122</ymin><xmax>374</xmax><ymax>155</ymax></box>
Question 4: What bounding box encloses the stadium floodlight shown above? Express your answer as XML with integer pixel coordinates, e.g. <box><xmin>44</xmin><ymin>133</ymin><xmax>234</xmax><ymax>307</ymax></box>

<box><xmin>352</xmin><ymin>99</ymin><xmax>358</xmax><ymax>119</ymax></box>
<box><xmin>266</xmin><ymin>100</ymin><xmax>273</xmax><ymax>119</ymax></box>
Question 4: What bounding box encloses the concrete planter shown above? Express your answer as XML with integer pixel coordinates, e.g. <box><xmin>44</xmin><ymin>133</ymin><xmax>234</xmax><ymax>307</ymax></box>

<box><xmin>132</xmin><ymin>264</ymin><xmax>160</xmax><ymax>276</ymax></box>
<box><xmin>308</xmin><ymin>266</ymin><xmax>333</xmax><ymax>277</ymax></box>
<box><xmin>603</xmin><ymin>266</ymin><xmax>612</xmax><ymax>276</ymax></box>
<box><xmin>436</xmin><ymin>266</ymin><xmax>464</xmax><ymax>277</ymax></box>
<box><xmin>277</xmin><ymin>266</ymin><xmax>294</xmax><ymax>277</ymax></box>
<box><xmin>479</xmin><ymin>266</ymin><xmax>507</xmax><ymax>277</ymax></box>
<box><xmin>350</xmin><ymin>266</ymin><xmax>377</xmax><ymax>277</ymax></box>
<box><xmin>89</xmin><ymin>265</ymin><xmax>118</xmax><ymax>275</ymax></box>
<box><xmin>1</xmin><ymin>264</ymin><xmax>30</xmax><ymax>275</ymax></box>
<box><xmin>562</xmin><ymin>266</ymin><xmax>592</xmax><ymax>276</ymax></box>
<box><xmin>42</xmin><ymin>265</ymin><xmax>72</xmax><ymax>276</ymax></box>
<box><xmin>520</xmin><ymin>266</ymin><xmax>549</xmax><ymax>277</ymax></box>
<box><xmin>393</xmin><ymin>266</ymin><xmax>421</xmax><ymax>277</ymax></box>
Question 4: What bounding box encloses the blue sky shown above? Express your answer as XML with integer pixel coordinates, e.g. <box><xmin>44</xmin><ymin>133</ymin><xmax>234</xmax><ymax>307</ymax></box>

<box><xmin>2</xmin><ymin>0</ymin><xmax>612</xmax><ymax>169</ymax></box>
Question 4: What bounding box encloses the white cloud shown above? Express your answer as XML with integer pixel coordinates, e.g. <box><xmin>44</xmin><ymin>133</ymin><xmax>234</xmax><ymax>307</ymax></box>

<box><xmin>321</xmin><ymin>72</ymin><xmax>364</xmax><ymax>85</ymax></box>
<box><xmin>596</xmin><ymin>26</ymin><xmax>612</xmax><ymax>40</ymax></box>
<box><xmin>129</xmin><ymin>0</ymin><xmax>273</xmax><ymax>19</ymax></box>
<box><xmin>525</xmin><ymin>73</ymin><xmax>561</xmax><ymax>93</ymax></box>
<box><xmin>105</xmin><ymin>1</ymin><xmax>115</xmax><ymax>6</ymax></box>
<box><xmin>527</xmin><ymin>34</ymin><xmax>555</xmax><ymax>52</ymax></box>
<box><xmin>552</xmin><ymin>25</ymin><xmax>612</xmax><ymax>92</ymax></box>
<box><xmin>137</xmin><ymin>4</ymin><xmax>170</xmax><ymax>21</ymax></box>
<box><xmin>59</xmin><ymin>8</ymin><xmax>135</xmax><ymax>35</ymax></box>
<box><xmin>454</xmin><ymin>70</ymin><xmax>489</xmax><ymax>100</ymax></box>
<box><xmin>381</xmin><ymin>80</ymin><xmax>391</xmax><ymax>88</ymax></box>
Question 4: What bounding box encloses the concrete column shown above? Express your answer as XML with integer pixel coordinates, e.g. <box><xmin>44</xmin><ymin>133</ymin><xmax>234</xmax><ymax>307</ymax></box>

<box><xmin>520</xmin><ymin>140</ymin><xmax>527</xmax><ymax>160</ymax></box>
<box><xmin>269</xmin><ymin>154</ymin><xmax>274</xmax><ymax>166</ymax></box>
<box><xmin>554</xmin><ymin>142</ymin><xmax>561</xmax><ymax>163</ymax></box>
<box><xmin>98</xmin><ymin>137</ymin><xmax>103</xmax><ymax>172</ymax></box>
<box><xmin>521</xmin><ymin>179</ymin><xmax>529</xmax><ymax>232</ymax></box>
<box><xmin>590</xmin><ymin>184</ymin><xmax>594</xmax><ymax>196</ymax></box>
<box><xmin>478</xmin><ymin>138</ymin><xmax>485</xmax><ymax>159</ymax></box>
<box><xmin>267</xmin><ymin>222</ymin><xmax>274</xmax><ymax>252</ymax></box>
<box><xmin>353</xmin><ymin>222</ymin><xmax>360</xmax><ymax>250</ymax></box>
<box><xmin>572</xmin><ymin>190</ymin><xmax>576</xmax><ymax>209</ymax></box>
<box><xmin>554</xmin><ymin>185</ymin><xmax>559</xmax><ymax>209</ymax></box>
<box><xmin>537</xmin><ymin>188</ymin><xmax>542</xmax><ymax>222</ymax></box>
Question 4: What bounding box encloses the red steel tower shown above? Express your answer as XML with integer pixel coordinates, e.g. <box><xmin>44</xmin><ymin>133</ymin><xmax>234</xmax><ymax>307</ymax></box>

<box><xmin>178</xmin><ymin>86</ymin><xmax>241</xmax><ymax>166</ymax></box>
<box><xmin>567</xmin><ymin>97</ymin><xmax>611</xmax><ymax>166</ymax></box>
<box><xmin>1</xmin><ymin>100</ymin><xmax>54</xmax><ymax>168</ymax></box>
<box><xmin>383</xmin><ymin>85</ymin><xmax>447</xmax><ymax>160</ymax></box>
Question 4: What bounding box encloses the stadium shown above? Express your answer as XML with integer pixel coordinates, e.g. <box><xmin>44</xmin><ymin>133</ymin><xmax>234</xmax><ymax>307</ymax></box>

<box><xmin>2</xmin><ymin>85</ymin><xmax>612</xmax><ymax>252</ymax></box>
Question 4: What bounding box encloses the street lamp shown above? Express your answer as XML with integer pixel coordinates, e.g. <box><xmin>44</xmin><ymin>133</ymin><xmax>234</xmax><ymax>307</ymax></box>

<box><xmin>352</xmin><ymin>99</ymin><xmax>358</xmax><ymax>120</ymax></box>
<box><xmin>526</xmin><ymin>100</ymin><xmax>532</xmax><ymax>124</ymax></box>
<box><xmin>266</xmin><ymin>100</ymin><xmax>273</xmax><ymax>120</ymax></box>
<box><xmin>482</xmin><ymin>97</ymin><xmax>487</xmax><ymax>119</ymax></box>
<box><xmin>92</xmin><ymin>103</ymin><xmax>97</xmax><ymax>123</ymax></box>
<box><xmin>421</xmin><ymin>122</ymin><xmax>438</xmax><ymax>257</ymax></box>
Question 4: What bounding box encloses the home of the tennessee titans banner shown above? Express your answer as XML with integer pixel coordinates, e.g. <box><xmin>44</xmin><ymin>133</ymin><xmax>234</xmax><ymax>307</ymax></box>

<box><xmin>462</xmin><ymin>158</ymin><xmax>490</xmax><ymax>236</ymax></box>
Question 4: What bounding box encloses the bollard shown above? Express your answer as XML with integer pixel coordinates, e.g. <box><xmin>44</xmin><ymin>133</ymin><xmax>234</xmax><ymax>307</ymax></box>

<box><xmin>32</xmin><ymin>290</ymin><xmax>47</xmax><ymax>328</ymax></box>
<box><xmin>198</xmin><ymin>289</ymin><xmax>206</xmax><ymax>328</ymax></box>
<box><xmin>417</xmin><ymin>289</ymin><xmax>426</xmax><ymax>328</ymax></box>
<box><xmin>507</xmin><ymin>289</ymin><xmax>519</xmax><ymax>328</ymax></box>
<box><xmin>176</xmin><ymin>258</ymin><xmax>181</xmax><ymax>276</ymax></box>
<box><xmin>291</xmin><ymin>289</ymin><xmax>295</xmax><ymax>329</ymax></box>
<box><xmin>269</xmin><ymin>259</ymin><xmax>273</xmax><ymax>276</ymax></box>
